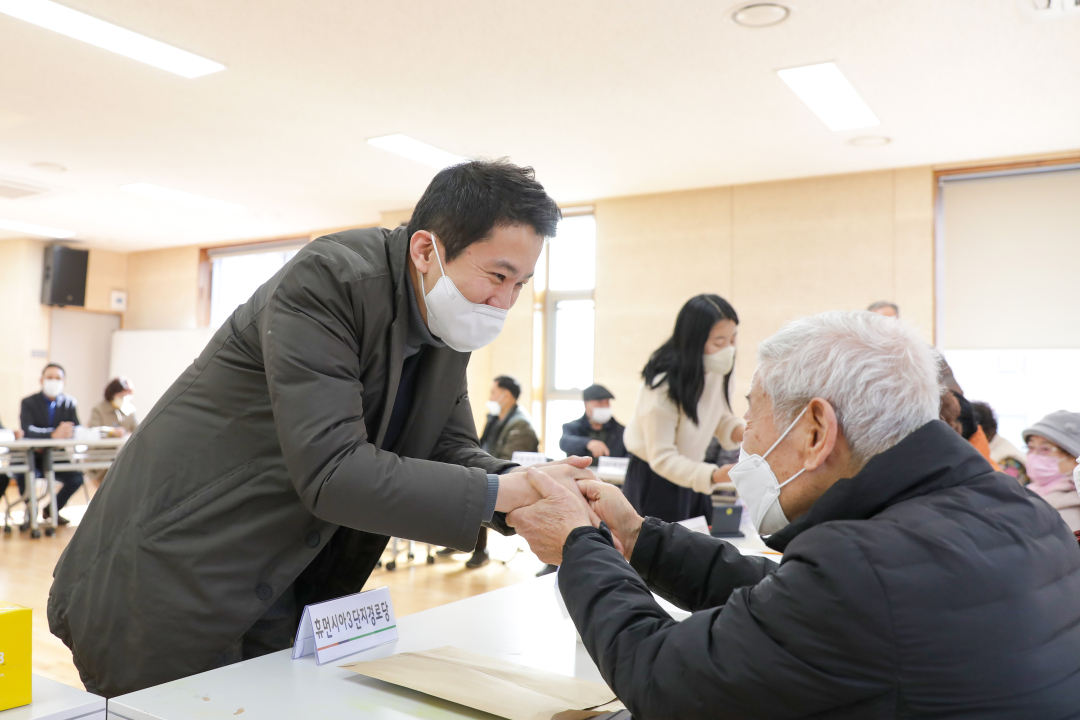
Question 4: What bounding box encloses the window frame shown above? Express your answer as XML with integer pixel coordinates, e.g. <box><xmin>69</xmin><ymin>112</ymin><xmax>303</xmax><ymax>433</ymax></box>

<box><xmin>538</xmin><ymin>206</ymin><xmax>595</xmax><ymax>455</ymax></box>
<box><xmin>198</xmin><ymin>236</ymin><xmax>310</xmax><ymax>327</ymax></box>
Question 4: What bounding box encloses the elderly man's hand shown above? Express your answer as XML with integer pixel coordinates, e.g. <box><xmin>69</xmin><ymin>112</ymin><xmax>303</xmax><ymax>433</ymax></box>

<box><xmin>506</xmin><ymin>468</ymin><xmax>594</xmax><ymax>565</ymax></box>
<box><xmin>578</xmin><ymin>480</ymin><xmax>643</xmax><ymax>561</ymax></box>
<box><xmin>495</xmin><ymin>456</ymin><xmax>600</xmax><ymax>525</ymax></box>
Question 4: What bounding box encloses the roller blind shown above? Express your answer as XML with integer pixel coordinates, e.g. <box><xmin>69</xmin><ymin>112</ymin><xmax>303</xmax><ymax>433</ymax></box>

<box><xmin>940</xmin><ymin>166</ymin><xmax>1080</xmax><ymax>350</ymax></box>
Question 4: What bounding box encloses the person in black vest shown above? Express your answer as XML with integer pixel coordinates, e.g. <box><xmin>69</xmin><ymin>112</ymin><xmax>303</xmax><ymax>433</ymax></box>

<box><xmin>19</xmin><ymin>363</ymin><xmax>84</xmax><ymax>524</ymax></box>
<box><xmin>559</xmin><ymin>384</ymin><xmax>626</xmax><ymax>465</ymax></box>
<box><xmin>0</xmin><ymin>416</ymin><xmax>25</xmax><ymax>501</ymax></box>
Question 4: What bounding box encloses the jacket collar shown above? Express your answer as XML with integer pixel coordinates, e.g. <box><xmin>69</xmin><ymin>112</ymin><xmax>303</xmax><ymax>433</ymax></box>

<box><xmin>374</xmin><ymin>227</ymin><xmax>412</xmax><ymax>447</ymax></box>
<box><xmin>766</xmin><ymin>420</ymin><xmax>994</xmax><ymax>552</ymax></box>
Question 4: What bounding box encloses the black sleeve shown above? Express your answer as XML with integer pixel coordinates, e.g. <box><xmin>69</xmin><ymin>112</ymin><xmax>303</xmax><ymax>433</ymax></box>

<box><xmin>559</xmin><ymin>420</ymin><xmax>592</xmax><ymax>457</ymax></box>
<box><xmin>21</xmin><ymin>397</ymin><xmax>52</xmax><ymax>439</ymax></box>
<box><xmin>559</xmin><ymin>523</ymin><xmax>897</xmax><ymax>719</ymax></box>
<box><xmin>630</xmin><ymin>517</ymin><xmax>776</xmax><ymax>611</ymax></box>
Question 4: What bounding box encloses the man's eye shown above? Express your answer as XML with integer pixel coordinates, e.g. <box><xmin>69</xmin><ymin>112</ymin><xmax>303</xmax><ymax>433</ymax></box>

<box><xmin>493</xmin><ymin>273</ymin><xmax>506</xmax><ymax>283</ymax></box>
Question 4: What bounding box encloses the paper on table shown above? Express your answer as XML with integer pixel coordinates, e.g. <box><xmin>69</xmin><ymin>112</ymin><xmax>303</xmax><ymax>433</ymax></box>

<box><xmin>343</xmin><ymin>646</ymin><xmax>624</xmax><ymax>720</ymax></box>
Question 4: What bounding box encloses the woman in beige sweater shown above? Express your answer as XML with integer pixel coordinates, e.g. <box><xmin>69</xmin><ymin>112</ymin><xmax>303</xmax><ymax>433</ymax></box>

<box><xmin>622</xmin><ymin>294</ymin><xmax>745</xmax><ymax>522</ymax></box>
<box><xmin>87</xmin><ymin>377</ymin><xmax>138</xmax><ymax>486</ymax></box>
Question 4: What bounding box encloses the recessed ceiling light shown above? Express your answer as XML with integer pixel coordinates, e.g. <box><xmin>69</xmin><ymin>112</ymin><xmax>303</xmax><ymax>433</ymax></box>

<box><xmin>30</xmin><ymin>161</ymin><xmax>67</xmax><ymax>173</ymax></box>
<box><xmin>0</xmin><ymin>0</ymin><xmax>224</xmax><ymax>78</ymax></box>
<box><xmin>0</xmin><ymin>217</ymin><xmax>74</xmax><ymax>238</ymax></box>
<box><xmin>732</xmin><ymin>3</ymin><xmax>790</xmax><ymax>27</ymax></box>
<box><xmin>368</xmin><ymin>134</ymin><xmax>464</xmax><ymax>169</ymax></box>
<box><xmin>847</xmin><ymin>135</ymin><xmax>891</xmax><ymax>147</ymax></box>
<box><xmin>777</xmin><ymin>62</ymin><xmax>880</xmax><ymax>131</ymax></box>
<box><xmin>121</xmin><ymin>182</ymin><xmax>244</xmax><ymax>212</ymax></box>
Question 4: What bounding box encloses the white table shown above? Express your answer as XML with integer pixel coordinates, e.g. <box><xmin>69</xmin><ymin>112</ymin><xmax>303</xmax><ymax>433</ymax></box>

<box><xmin>0</xmin><ymin>437</ymin><xmax>125</xmax><ymax>537</ymax></box>
<box><xmin>0</xmin><ymin>675</ymin><xmax>105</xmax><ymax>720</ymax></box>
<box><xmin>108</xmin><ymin>575</ymin><xmax>657</xmax><ymax>720</ymax></box>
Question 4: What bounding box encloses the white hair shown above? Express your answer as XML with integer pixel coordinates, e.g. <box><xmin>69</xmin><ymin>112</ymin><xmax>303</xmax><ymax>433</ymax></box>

<box><xmin>754</xmin><ymin>311</ymin><xmax>941</xmax><ymax>465</ymax></box>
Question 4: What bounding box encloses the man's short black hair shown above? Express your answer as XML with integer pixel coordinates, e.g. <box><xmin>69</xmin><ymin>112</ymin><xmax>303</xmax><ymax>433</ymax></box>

<box><xmin>42</xmin><ymin>363</ymin><xmax>65</xmax><ymax>378</ymax></box>
<box><xmin>494</xmin><ymin>375</ymin><xmax>522</xmax><ymax>401</ymax></box>
<box><xmin>407</xmin><ymin>159</ymin><xmax>561</xmax><ymax>262</ymax></box>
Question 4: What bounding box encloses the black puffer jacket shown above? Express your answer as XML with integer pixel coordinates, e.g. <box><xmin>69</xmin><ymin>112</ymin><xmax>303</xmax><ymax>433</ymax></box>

<box><xmin>560</xmin><ymin>421</ymin><xmax>1080</xmax><ymax>718</ymax></box>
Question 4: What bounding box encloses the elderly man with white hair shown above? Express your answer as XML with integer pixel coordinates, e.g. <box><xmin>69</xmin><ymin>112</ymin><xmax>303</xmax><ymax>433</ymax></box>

<box><xmin>508</xmin><ymin>311</ymin><xmax>1080</xmax><ymax>718</ymax></box>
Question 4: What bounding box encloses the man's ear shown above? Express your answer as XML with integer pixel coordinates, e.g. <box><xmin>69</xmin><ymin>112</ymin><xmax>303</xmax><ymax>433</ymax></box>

<box><xmin>802</xmin><ymin>397</ymin><xmax>839</xmax><ymax>472</ymax></box>
<box><xmin>409</xmin><ymin>231</ymin><xmax>435</xmax><ymax>274</ymax></box>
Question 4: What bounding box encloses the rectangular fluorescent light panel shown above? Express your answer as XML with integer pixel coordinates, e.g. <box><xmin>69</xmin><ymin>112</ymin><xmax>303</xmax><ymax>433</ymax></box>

<box><xmin>0</xmin><ymin>0</ymin><xmax>224</xmax><ymax>78</ymax></box>
<box><xmin>0</xmin><ymin>218</ymin><xmax>75</xmax><ymax>238</ymax></box>
<box><xmin>777</xmin><ymin>62</ymin><xmax>879</xmax><ymax>131</ymax></box>
<box><xmin>121</xmin><ymin>183</ymin><xmax>244</xmax><ymax>212</ymax></box>
<box><xmin>368</xmin><ymin>134</ymin><xmax>464</xmax><ymax>169</ymax></box>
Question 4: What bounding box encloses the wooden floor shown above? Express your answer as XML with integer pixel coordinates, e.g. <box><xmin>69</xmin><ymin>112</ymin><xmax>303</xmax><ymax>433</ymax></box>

<box><xmin>0</xmin><ymin>481</ymin><xmax>545</xmax><ymax>690</ymax></box>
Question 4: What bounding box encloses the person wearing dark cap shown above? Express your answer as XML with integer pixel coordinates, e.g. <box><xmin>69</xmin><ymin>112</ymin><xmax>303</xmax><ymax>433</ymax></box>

<box><xmin>559</xmin><ymin>384</ymin><xmax>626</xmax><ymax>466</ymax></box>
<box><xmin>1023</xmin><ymin>410</ymin><xmax>1080</xmax><ymax>531</ymax></box>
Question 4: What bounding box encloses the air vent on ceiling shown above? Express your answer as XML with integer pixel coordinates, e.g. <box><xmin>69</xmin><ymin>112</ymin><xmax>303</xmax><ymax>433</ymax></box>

<box><xmin>0</xmin><ymin>176</ymin><xmax>50</xmax><ymax>200</ymax></box>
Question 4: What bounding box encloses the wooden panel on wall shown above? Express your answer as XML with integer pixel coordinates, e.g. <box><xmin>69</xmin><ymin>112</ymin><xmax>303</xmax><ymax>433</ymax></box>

<box><xmin>731</xmin><ymin>170</ymin><xmax>897</xmax><ymax>411</ymax></box>
<box><xmin>593</xmin><ymin>187</ymin><xmax>734</xmax><ymax>422</ymax></box>
<box><xmin>125</xmin><ymin>245</ymin><xmax>201</xmax><ymax>330</ymax></box>
<box><xmin>84</xmin><ymin>249</ymin><xmax>128</xmax><ymax>319</ymax></box>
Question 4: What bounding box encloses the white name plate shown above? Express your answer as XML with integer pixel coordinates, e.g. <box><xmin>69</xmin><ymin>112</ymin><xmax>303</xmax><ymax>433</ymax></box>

<box><xmin>511</xmin><ymin>451</ymin><xmax>547</xmax><ymax>467</ymax></box>
<box><xmin>291</xmin><ymin>586</ymin><xmax>398</xmax><ymax>665</ymax></box>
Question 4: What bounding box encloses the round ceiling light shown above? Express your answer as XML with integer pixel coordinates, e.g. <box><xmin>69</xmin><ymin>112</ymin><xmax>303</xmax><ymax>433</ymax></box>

<box><xmin>732</xmin><ymin>3</ymin><xmax>791</xmax><ymax>28</ymax></box>
<box><xmin>847</xmin><ymin>136</ymin><xmax>892</xmax><ymax>148</ymax></box>
<box><xmin>30</xmin><ymin>161</ymin><xmax>67</xmax><ymax>173</ymax></box>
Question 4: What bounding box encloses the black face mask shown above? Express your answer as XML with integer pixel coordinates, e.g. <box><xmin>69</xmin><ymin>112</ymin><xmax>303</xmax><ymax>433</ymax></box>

<box><xmin>953</xmin><ymin>391</ymin><xmax>978</xmax><ymax>441</ymax></box>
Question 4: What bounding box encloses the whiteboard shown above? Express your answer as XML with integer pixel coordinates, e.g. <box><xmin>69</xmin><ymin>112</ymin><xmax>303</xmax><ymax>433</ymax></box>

<box><xmin>109</xmin><ymin>329</ymin><xmax>217</xmax><ymax>420</ymax></box>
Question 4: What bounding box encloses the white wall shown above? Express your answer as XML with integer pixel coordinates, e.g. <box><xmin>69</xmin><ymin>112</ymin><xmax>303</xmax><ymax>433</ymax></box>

<box><xmin>941</xmin><ymin>167</ymin><xmax>1080</xmax><ymax>349</ymax></box>
<box><xmin>49</xmin><ymin>308</ymin><xmax>121</xmax><ymax>423</ymax></box>
<box><xmin>109</xmin><ymin>329</ymin><xmax>217</xmax><ymax>420</ymax></box>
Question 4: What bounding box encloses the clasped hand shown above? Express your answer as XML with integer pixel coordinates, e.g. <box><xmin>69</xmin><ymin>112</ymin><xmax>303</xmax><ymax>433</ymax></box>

<box><xmin>503</xmin><ymin>462</ymin><xmax>644</xmax><ymax>566</ymax></box>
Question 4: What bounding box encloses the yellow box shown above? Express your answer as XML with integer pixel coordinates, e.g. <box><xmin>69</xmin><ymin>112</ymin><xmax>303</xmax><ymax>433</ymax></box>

<box><xmin>0</xmin><ymin>601</ymin><xmax>31</xmax><ymax>711</ymax></box>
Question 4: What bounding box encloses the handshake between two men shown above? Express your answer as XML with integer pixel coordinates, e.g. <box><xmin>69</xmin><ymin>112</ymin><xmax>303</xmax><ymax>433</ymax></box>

<box><xmin>494</xmin><ymin>456</ymin><xmax>641</xmax><ymax>566</ymax></box>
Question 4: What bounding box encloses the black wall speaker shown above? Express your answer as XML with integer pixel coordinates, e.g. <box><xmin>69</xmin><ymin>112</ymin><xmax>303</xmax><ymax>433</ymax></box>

<box><xmin>41</xmin><ymin>245</ymin><xmax>89</xmax><ymax>307</ymax></box>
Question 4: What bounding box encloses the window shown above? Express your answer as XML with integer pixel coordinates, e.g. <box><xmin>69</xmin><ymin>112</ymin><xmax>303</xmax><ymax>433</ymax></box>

<box><xmin>208</xmin><ymin>239</ymin><xmax>307</xmax><ymax>329</ymax></box>
<box><xmin>944</xmin><ymin>349</ymin><xmax>1080</xmax><ymax>452</ymax></box>
<box><xmin>937</xmin><ymin>164</ymin><xmax>1080</xmax><ymax>449</ymax></box>
<box><xmin>538</xmin><ymin>211</ymin><xmax>596</xmax><ymax>458</ymax></box>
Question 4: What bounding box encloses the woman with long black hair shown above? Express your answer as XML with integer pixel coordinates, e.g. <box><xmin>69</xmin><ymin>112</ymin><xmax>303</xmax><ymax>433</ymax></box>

<box><xmin>622</xmin><ymin>294</ymin><xmax>744</xmax><ymax>522</ymax></box>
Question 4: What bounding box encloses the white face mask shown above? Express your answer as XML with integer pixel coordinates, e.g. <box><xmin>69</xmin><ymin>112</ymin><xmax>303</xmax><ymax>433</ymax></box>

<box><xmin>420</xmin><ymin>235</ymin><xmax>508</xmax><ymax>352</ymax></box>
<box><xmin>486</xmin><ymin>400</ymin><xmax>502</xmax><ymax>417</ymax></box>
<box><xmin>729</xmin><ymin>405</ymin><xmax>810</xmax><ymax>536</ymax></box>
<box><xmin>703</xmin><ymin>345</ymin><xmax>735</xmax><ymax>375</ymax></box>
<box><xmin>43</xmin><ymin>379</ymin><xmax>64</xmax><ymax>398</ymax></box>
<box><xmin>590</xmin><ymin>407</ymin><xmax>613</xmax><ymax>424</ymax></box>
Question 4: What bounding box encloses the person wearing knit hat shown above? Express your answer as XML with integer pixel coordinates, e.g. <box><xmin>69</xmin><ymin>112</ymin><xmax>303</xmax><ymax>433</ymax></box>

<box><xmin>1023</xmin><ymin>410</ymin><xmax>1080</xmax><ymax>531</ymax></box>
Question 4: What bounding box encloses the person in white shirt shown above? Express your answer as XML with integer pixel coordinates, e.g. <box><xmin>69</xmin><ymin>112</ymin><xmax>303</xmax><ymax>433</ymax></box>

<box><xmin>622</xmin><ymin>294</ymin><xmax>744</xmax><ymax>522</ymax></box>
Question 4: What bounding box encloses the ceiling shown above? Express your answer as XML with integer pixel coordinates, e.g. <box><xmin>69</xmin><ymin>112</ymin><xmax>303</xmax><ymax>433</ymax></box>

<box><xmin>0</xmin><ymin>0</ymin><xmax>1077</xmax><ymax>251</ymax></box>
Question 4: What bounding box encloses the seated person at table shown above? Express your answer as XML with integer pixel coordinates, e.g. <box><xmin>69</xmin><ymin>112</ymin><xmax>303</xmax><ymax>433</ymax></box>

<box><xmin>507</xmin><ymin>311</ymin><xmax>1080</xmax><ymax>718</ymax></box>
<box><xmin>0</xmin><ymin>416</ymin><xmax>24</xmax><ymax>441</ymax></box>
<box><xmin>440</xmin><ymin>375</ymin><xmax>540</xmax><ymax>569</ymax></box>
<box><xmin>86</xmin><ymin>377</ymin><xmax>139</xmax><ymax>486</ymax></box>
<box><xmin>1022</xmin><ymin>410</ymin><xmax>1080</xmax><ymax>531</ymax></box>
<box><xmin>89</xmin><ymin>377</ymin><xmax>139</xmax><ymax>438</ymax></box>
<box><xmin>0</xmin><ymin>416</ymin><xmax>25</xmax><ymax>493</ymax></box>
<box><xmin>973</xmin><ymin>400</ymin><xmax>1027</xmax><ymax>483</ymax></box>
<box><xmin>19</xmin><ymin>363</ymin><xmax>85</xmax><ymax>525</ymax></box>
<box><xmin>559</xmin><ymin>384</ymin><xmax>626</xmax><ymax>466</ymax></box>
